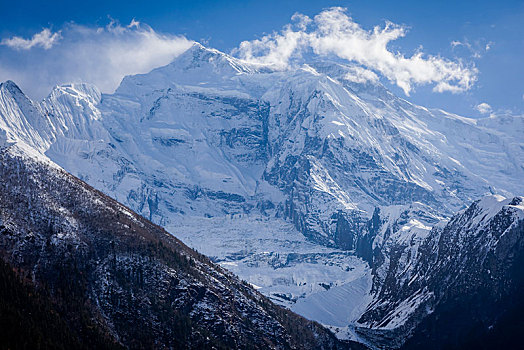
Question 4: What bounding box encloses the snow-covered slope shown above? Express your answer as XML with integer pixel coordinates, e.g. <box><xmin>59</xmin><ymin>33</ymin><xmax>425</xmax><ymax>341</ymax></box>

<box><xmin>3</xmin><ymin>44</ymin><xmax>520</xmax><ymax>226</ymax></box>
<box><xmin>0</xmin><ymin>43</ymin><xmax>523</xmax><ymax>348</ymax></box>
<box><xmin>0</xmin><ymin>81</ymin><xmax>51</xmax><ymax>152</ymax></box>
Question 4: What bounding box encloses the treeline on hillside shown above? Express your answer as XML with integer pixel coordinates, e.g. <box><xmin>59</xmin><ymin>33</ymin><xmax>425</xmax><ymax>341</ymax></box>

<box><xmin>0</xmin><ymin>258</ymin><xmax>120</xmax><ymax>350</ymax></box>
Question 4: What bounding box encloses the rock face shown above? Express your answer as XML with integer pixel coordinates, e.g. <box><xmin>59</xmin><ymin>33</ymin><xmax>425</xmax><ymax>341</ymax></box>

<box><xmin>402</xmin><ymin>197</ymin><xmax>524</xmax><ymax>349</ymax></box>
<box><xmin>0</xmin><ymin>43</ymin><xmax>523</xmax><ymax>348</ymax></box>
<box><xmin>0</xmin><ymin>143</ymin><xmax>358</xmax><ymax>349</ymax></box>
<box><xmin>354</xmin><ymin>196</ymin><xmax>524</xmax><ymax>348</ymax></box>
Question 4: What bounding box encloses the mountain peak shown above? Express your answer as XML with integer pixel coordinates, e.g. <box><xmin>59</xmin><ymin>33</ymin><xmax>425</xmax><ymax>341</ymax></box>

<box><xmin>0</xmin><ymin>80</ymin><xmax>26</xmax><ymax>98</ymax></box>
<box><xmin>114</xmin><ymin>43</ymin><xmax>258</xmax><ymax>95</ymax></box>
<box><xmin>165</xmin><ymin>41</ymin><xmax>255</xmax><ymax>76</ymax></box>
<box><xmin>46</xmin><ymin>83</ymin><xmax>101</xmax><ymax>105</ymax></box>
<box><xmin>474</xmin><ymin>194</ymin><xmax>524</xmax><ymax>222</ymax></box>
<box><xmin>184</xmin><ymin>41</ymin><xmax>217</xmax><ymax>56</ymax></box>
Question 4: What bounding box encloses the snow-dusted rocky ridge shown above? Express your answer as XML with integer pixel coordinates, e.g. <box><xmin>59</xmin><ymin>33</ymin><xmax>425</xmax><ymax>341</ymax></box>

<box><xmin>0</xmin><ymin>43</ymin><xmax>523</xmax><ymax>348</ymax></box>
<box><xmin>355</xmin><ymin>195</ymin><xmax>524</xmax><ymax>347</ymax></box>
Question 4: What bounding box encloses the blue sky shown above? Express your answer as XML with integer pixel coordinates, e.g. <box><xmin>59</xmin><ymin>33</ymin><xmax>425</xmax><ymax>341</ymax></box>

<box><xmin>0</xmin><ymin>0</ymin><xmax>522</xmax><ymax>117</ymax></box>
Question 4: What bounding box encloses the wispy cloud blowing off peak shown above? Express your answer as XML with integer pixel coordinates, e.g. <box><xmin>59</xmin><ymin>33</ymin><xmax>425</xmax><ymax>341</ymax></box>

<box><xmin>234</xmin><ymin>7</ymin><xmax>478</xmax><ymax>95</ymax></box>
<box><xmin>0</xmin><ymin>8</ymin><xmax>478</xmax><ymax>100</ymax></box>
<box><xmin>0</xmin><ymin>20</ymin><xmax>193</xmax><ymax>99</ymax></box>
<box><xmin>1</xmin><ymin>28</ymin><xmax>62</xmax><ymax>50</ymax></box>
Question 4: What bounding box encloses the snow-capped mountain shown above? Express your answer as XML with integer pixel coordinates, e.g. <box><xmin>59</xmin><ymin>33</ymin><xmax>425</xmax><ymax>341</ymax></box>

<box><xmin>0</xmin><ymin>42</ymin><xmax>523</xmax><ymax>348</ymax></box>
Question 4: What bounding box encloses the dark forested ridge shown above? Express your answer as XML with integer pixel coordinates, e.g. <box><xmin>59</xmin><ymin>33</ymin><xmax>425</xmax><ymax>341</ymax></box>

<box><xmin>0</xmin><ymin>258</ymin><xmax>121</xmax><ymax>350</ymax></box>
<box><xmin>0</xmin><ymin>146</ymin><xmax>364</xmax><ymax>350</ymax></box>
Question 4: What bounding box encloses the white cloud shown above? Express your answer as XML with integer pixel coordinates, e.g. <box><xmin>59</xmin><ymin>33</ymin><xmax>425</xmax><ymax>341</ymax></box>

<box><xmin>234</xmin><ymin>7</ymin><xmax>477</xmax><ymax>95</ymax></box>
<box><xmin>128</xmin><ymin>19</ymin><xmax>140</xmax><ymax>29</ymax></box>
<box><xmin>344</xmin><ymin>66</ymin><xmax>379</xmax><ymax>84</ymax></box>
<box><xmin>0</xmin><ymin>21</ymin><xmax>193</xmax><ymax>99</ymax></box>
<box><xmin>476</xmin><ymin>102</ymin><xmax>492</xmax><ymax>114</ymax></box>
<box><xmin>1</xmin><ymin>28</ymin><xmax>62</xmax><ymax>50</ymax></box>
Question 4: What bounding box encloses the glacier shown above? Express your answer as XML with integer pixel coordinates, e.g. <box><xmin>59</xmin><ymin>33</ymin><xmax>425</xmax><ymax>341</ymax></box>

<box><xmin>0</xmin><ymin>42</ymin><xmax>523</xmax><ymax>348</ymax></box>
